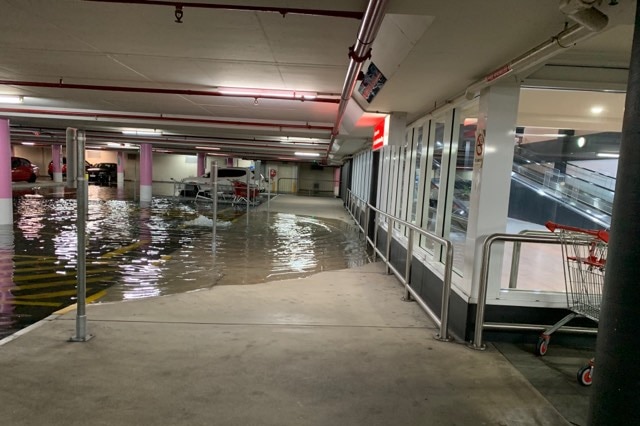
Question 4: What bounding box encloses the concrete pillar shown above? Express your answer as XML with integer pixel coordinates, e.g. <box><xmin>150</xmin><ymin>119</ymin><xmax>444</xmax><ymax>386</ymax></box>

<box><xmin>464</xmin><ymin>82</ymin><xmax>520</xmax><ymax>299</ymax></box>
<box><xmin>51</xmin><ymin>144</ymin><xmax>63</xmax><ymax>182</ymax></box>
<box><xmin>0</xmin><ymin>119</ymin><xmax>12</xmax><ymax>225</ymax></box>
<box><xmin>197</xmin><ymin>153</ymin><xmax>206</xmax><ymax>176</ymax></box>
<box><xmin>66</xmin><ymin>128</ymin><xmax>77</xmax><ymax>188</ymax></box>
<box><xmin>334</xmin><ymin>167</ymin><xmax>341</xmax><ymax>197</ymax></box>
<box><xmin>116</xmin><ymin>151</ymin><xmax>125</xmax><ymax>187</ymax></box>
<box><xmin>139</xmin><ymin>144</ymin><xmax>152</xmax><ymax>203</ymax></box>
<box><xmin>588</xmin><ymin>3</ymin><xmax>640</xmax><ymax>423</ymax></box>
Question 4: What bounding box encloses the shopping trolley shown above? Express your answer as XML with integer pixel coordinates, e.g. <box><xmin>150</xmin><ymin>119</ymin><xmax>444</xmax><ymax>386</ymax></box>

<box><xmin>535</xmin><ymin>221</ymin><xmax>609</xmax><ymax>386</ymax></box>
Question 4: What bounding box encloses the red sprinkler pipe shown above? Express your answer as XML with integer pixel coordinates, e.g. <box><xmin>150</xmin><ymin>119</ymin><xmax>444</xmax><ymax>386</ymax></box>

<box><xmin>0</xmin><ymin>80</ymin><xmax>340</xmax><ymax>104</ymax></box>
<box><xmin>82</xmin><ymin>0</ymin><xmax>364</xmax><ymax>20</ymax></box>
<box><xmin>0</xmin><ymin>108</ymin><xmax>334</xmax><ymax>132</ymax></box>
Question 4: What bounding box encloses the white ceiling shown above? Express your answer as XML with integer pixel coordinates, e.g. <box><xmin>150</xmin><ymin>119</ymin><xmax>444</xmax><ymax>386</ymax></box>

<box><xmin>0</xmin><ymin>0</ymin><xmax>636</xmax><ymax>162</ymax></box>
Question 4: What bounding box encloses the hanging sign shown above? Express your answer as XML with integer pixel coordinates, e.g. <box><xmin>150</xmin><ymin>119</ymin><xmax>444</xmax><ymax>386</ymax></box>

<box><xmin>474</xmin><ymin>129</ymin><xmax>486</xmax><ymax>167</ymax></box>
<box><xmin>358</xmin><ymin>62</ymin><xmax>387</xmax><ymax>103</ymax></box>
<box><xmin>372</xmin><ymin>118</ymin><xmax>387</xmax><ymax>151</ymax></box>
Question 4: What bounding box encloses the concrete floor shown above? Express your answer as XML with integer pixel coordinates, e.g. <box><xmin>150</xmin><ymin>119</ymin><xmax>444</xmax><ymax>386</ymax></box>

<box><xmin>0</xmin><ymin>194</ymin><xmax>575</xmax><ymax>425</ymax></box>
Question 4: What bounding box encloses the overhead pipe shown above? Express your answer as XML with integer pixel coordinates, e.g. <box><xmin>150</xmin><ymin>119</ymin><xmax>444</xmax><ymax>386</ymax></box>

<box><xmin>464</xmin><ymin>1</ymin><xmax>610</xmax><ymax>100</ymax></box>
<box><xmin>83</xmin><ymin>0</ymin><xmax>364</xmax><ymax>20</ymax></box>
<box><xmin>0</xmin><ymin>107</ymin><xmax>333</xmax><ymax>133</ymax></box>
<box><xmin>0</xmin><ymin>80</ymin><xmax>340</xmax><ymax>104</ymax></box>
<box><xmin>326</xmin><ymin>0</ymin><xmax>390</xmax><ymax>158</ymax></box>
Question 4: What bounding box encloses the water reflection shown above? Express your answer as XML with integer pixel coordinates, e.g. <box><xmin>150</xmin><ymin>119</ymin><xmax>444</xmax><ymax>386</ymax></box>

<box><xmin>0</xmin><ymin>226</ymin><xmax>15</xmax><ymax>339</ymax></box>
<box><xmin>6</xmin><ymin>183</ymin><xmax>371</xmax><ymax>334</ymax></box>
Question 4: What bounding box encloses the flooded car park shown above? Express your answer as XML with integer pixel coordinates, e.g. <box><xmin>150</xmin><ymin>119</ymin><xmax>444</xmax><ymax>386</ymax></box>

<box><xmin>1</xmin><ymin>183</ymin><xmax>370</xmax><ymax>338</ymax></box>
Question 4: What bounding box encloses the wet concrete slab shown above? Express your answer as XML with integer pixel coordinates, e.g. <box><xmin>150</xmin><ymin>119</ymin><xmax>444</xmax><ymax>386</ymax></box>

<box><xmin>0</xmin><ymin>262</ymin><xmax>569</xmax><ymax>426</ymax></box>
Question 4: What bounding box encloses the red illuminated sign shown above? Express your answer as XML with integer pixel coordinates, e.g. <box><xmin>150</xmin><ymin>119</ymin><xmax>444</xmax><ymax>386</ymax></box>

<box><xmin>372</xmin><ymin>119</ymin><xmax>386</xmax><ymax>151</ymax></box>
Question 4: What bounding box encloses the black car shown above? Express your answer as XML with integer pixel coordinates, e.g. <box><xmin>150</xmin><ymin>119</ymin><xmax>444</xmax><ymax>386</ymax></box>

<box><xmin>87</xmin><ymin>163</ymin><xmax>118</xmax><ymax>185</ymax></box>
<box><xmin>48</xmin><ymin>157</ymin><xmax>93</xmax><ymax>178</ymax></box>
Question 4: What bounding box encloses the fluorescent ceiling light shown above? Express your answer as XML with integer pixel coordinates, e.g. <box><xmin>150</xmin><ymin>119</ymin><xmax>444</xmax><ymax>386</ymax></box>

<box><xmin>295</xmin><ymin>152</ymin><xmax>320</xmax><ymax>157</ymax></box>
<box><xmin>597</xmin><ymin>152</ymin><xmax>619</xmax><ymax>158</ymax></box>
<box><xmin>122</xmin><ymin>128</ymin><xmax>163</xmax><ymax>136</ymax></box>
<box><xmin>0</xmin><ymin>95</ymin><xmax>23</xmax><ymax>104</ymax></box>
<box><xmin>591</xmin><ymin>106</ymin><xmax>604</xmax><ymax>114</ymax></box>
<box><xmin>108</xmin><ymin>142</ymin><xmax>136</xmax><ymax>149</ymax></box>
<box><xmin>218</xmin><ymin>87</ymin><xmax>317</xmax><ymax>100</ymax></box>
<box><xmin>21</xmin><ymin>142</ymin><xmax>35</xmax><ymax>145</ymax></box>
<box><xmin>195</xmin><ymin>146</ymin><xmax>221</xmax><ymax>150</ymax></box>
<box><xmin>517</xmin><ymin>133</ymin><xmax>567</xmax><ymax>138</ymax></box>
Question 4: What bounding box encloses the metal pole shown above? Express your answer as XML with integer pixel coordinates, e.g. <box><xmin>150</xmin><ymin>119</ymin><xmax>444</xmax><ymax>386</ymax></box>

<box><xmin>211</xmin><ymin>162</ymin><xmax>218</xmax><ymax>253</ymax></box>
<box><xmin>509</xmin><ymin>241</ymin><xmax>522</xmax><ymax>289</ymax></box>
<box><xmin>267</xmin><ymin>166</ymin><xmax>271</xmax><ymax>211</ymax></box>
<box><xmin>372</xmin><ymin>208</ymin><xmax>379</xmax><ymax>262</ymax></box>
<box><xmin>65</xmin><ymin>128</ymin><xmax>77</xmax><ymax>188</ymax></box>
<box><xmin>385</xmin><ymin>218</ymin><xmax>393</xmax><ymax>274</ymax></box>
<box><xmin>246</xmin><ymin>167</ymin><xmax>250</xmax><ymax>216</ymax></box>
<box><xmin>364</xmin><ymin>202</ymin><xmax>370</xmax><ymax>239</ymax></box>
<box><xmin>403</xmin><ymin>229</ymin><xmax>413</xmax><ymax>300</ymax></box>
<box><xmin>436</xmin><ymin>241</ymin><xmax>454</xmax><ymax>342</ymax></box>
<box><xmin>70</xmin><ymin>129</ymin><xmax>92</xmax><ymax>342</ymax></box>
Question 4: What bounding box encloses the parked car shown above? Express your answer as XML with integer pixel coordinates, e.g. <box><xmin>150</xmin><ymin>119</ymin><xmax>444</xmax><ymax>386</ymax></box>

<box><xmin>48</xmin><ymin>157</ymin><xmax>93</xmax><ymax>178</ymax></box>
<box><xmin>87</xmin><ymin>163</ymin><xmax>117</xmax><ymax>185</ymax></box>
<box><xmin>11</xmin><ymin>157</ymin><xmax>39</xmax><ymax>183</ymax></box>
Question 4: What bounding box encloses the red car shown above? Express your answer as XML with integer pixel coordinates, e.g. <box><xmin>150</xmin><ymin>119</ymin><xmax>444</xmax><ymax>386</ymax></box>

<box><xmin>48</xmin><ymin>158</ymin><xmax>93</xmax><ymax>178</ymax></box>
<box><xmin>11</xmin><ymin>157</ymin><xmax>39</xmax><ymax>183</ymax></box>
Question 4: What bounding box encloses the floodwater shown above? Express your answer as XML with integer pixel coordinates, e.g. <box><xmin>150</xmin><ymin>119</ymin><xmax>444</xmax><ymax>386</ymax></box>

<box><xmin>1</xmin><ymin>183</ymin><xmax>370</xmax><ymax>338</ymax></box>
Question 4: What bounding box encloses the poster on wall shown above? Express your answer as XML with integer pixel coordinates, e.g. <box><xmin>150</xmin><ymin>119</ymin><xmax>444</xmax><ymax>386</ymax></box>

<box><xmin>358</xmin><ymin>62</ymin><xmax>387</xmax><ymax>103</ymax></box>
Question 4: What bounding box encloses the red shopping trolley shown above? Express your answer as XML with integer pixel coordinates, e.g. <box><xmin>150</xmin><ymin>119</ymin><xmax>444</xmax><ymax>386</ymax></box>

<box><xmin>535</xmin><ymin>221</ymin><xmax>609</xmax><ymax>386</ymax></box>
<box><xmin>231</xmin><ymin>180</ymin><xmax>259</xmax><ymax>205</ymax></box>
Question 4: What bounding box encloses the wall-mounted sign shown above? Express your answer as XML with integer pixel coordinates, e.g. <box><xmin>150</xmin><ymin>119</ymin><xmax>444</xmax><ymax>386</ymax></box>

<box><xmin>372</xmin><ymin>117</ymin><xmax>388</xmax><ymax>151</ymax></box>
<box><xmin>358</xmin><ymin>62</ymin><xmax>387</xmax><ymax>103</ymax></box>
<box><xmin>474</xmin><ymin>129</ymin><xmax>486</xmax><ymax>167</ymax></box>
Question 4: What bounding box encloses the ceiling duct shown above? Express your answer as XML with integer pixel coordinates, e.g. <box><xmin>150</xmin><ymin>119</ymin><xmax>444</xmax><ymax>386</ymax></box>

<box><xmin>326</xmin><ymin>0</ymin><xmax>390</xmax><ymax>159</ymax></box>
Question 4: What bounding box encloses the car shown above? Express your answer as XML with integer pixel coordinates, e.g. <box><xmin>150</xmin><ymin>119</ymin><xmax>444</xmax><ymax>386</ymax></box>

<box><xmin>11</xmin><ymin>157</ymin><xmax>39</xmax><ymax>183</ymax></box>
<box><xmin>87</xmin><ymin>163</ymin><xmax>117</xmax><ymax>185</ymax></box>
<box><xmin>48</xmin><ymin>158</ymin><xmax>93</xmax><ymax>178</ymax></box>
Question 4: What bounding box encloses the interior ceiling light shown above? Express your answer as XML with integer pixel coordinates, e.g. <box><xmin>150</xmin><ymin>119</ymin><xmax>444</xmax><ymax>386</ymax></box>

<box><xmin>122</xmin><ymin>128</ymin><xmax>163</xmax><ymax>136</ymax></box>
<box><xmin>107</xmin><ymin>142</ymin><xmax>136</xmax><ymax>149</ymax></box>
<box><xmin>21</xmin><ymin>142</ymin><xmax>35</xmax><ymax>145</ymax></box>
<box><xmin>597</xmin><ymin>152</ymin><xmax>619</xmax><ymax>158</ymax></box>
<box><xmin>591</xmin><ymin>106</ymin><xmax>604</xmax><ymax>114</ymax></box>
<box><xmin>294</xmin><ymin>152</ymin><xmax>321</xmax><ymax>157</ymax></box>
<box><xmin>577</xmin><ymin>137</ymin><xmax>586</xmax><ymax>148</ymax></box>
<box><xmin>218</xmin><ymin>87</ymin><xmax>317</xmax><ymax>100</ymax></box>
<box><xmin>195</xmin><ymin>146</ymin><xmax>221</xmax><ymax>150</ymax></box>
<box><xmin>0</xmin><ymin>95</ymin><xmax>23</xmax><ymax>104</ymax></box>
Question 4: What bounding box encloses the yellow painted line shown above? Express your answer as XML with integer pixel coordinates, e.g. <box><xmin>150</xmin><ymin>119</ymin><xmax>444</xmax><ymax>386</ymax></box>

<box><xmin>13</xmin><ymin>269</ymin><xmax>113</xmax><ymax>282</ymax></box>
<box><xmin>12</xmin><ymin>259</ymin><xmax>59</xmax><ymax>266</ymax></box>
<box><xmin>11</xmin><ymin>276</ymin><xmax>111</xmax><ymax>291</ymax></box>
<box><xmin>100</xmin><ymin>241</ymin><xmax>146</xmax><ymax>259</ymax></box>
<box><xmin>12</xmin><ymin>255</ymin><xmax>59</xmax><ymax>260</ymax></box>
<box><xmin>54</xmin><ymin>290</ymin><xmax>108</xmax><ymax>315</ymax></box>
<box><xmin>161</xmin><ymin>255</ymin><xmax>172</xmax><ymax>261</ymax></box>
<box><xmin>1</xmin><ymin>300</ymin><xmax>62</xmax><ymax>307</ymax></box>
<box><xmin>13</xmin><ymin>289</ymin><xmax>86</xmax><ymax>299</ymax></box>
<box><xmin>15</xmin><ymin>261</ymin><xmax>113</xmax><ymax>273</ymax></box>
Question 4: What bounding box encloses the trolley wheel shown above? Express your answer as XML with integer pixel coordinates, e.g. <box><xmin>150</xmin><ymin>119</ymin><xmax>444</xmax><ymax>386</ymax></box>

<box><xmin>577</xmin><ymin>365</ymin><xmax>593</xmax><ymax>386</ymax></box>
<box><xmin>535</xmin><ymin>336</ymin><xmax>550</xmax><ymax>356</ymax></box>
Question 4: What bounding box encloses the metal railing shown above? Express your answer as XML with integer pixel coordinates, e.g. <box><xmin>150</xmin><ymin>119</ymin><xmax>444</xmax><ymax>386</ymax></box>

<box><xmin>346</xmin><ymin>190</ymin><xmax>454</xmax><ymax>341</ymax></box>
<box><xmin>469</xmin><ymin>231</ymin><xmax>599</xmax><ymax>350</ymax></box>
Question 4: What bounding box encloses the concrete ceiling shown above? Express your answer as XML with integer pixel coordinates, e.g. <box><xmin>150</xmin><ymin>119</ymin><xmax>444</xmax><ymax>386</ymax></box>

<box><xmin>1</xmin><ymin>0</ymin><xmax>636</xmax><ymax>163</ymax></box>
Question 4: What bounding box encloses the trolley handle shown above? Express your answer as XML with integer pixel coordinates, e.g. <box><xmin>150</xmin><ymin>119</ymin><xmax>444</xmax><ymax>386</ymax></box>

<box><xmin>545</xmin><ymin>221</ymin><xmax>609</xmax><ymax>243</ymax></box>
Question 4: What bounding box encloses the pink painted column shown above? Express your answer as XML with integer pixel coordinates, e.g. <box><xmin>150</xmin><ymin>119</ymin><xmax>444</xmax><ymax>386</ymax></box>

<box><xmin>117</xmin><ymin>151</ymin><xmax>125</xmax><ymax>187</ymax></box>
<box><xmin>51</xmin><ymin>144</ymin><xmax>63</xmax><ymax>182</ymax></box>
<box><xmin>0</xmin><ymin>119</ymin><xmax>12</xmax><ymax>225</ymax></box>
<box><xmin>333</xmin><ymin>167</ymin><xmax>341</xmax><ymax>197</ymax></box>
<box><xmin>197</xmin><ymin>152</ymin><xmax>206</xmax><ymax>176</ymax></box>
<box><xmin>139</xmin><ymin>144</ymin><xmax>153</xmax><ymax>202</ymax></box>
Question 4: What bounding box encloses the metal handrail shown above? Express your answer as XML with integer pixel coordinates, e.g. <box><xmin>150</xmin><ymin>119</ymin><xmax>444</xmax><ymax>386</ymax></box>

<box><xmin>469</xmin><ymin>231</ymin><xmax>598</xmax><ymax>350</ymax></box>
<box><xmin>346</xmin><ymin>190</ymin><xmax>454</xmax><ymax>341</ymax></box>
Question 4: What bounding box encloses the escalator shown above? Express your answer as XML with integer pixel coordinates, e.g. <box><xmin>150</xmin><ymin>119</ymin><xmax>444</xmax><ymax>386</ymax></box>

<box><xmin>509</xmin><ymin>148</ymin><xmax>614</xmax><ymax>228</ymax></box>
